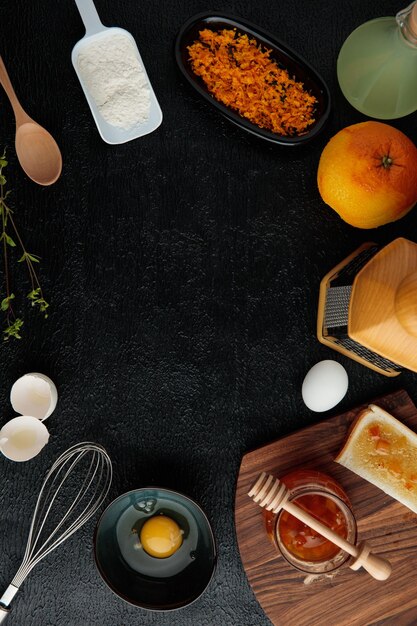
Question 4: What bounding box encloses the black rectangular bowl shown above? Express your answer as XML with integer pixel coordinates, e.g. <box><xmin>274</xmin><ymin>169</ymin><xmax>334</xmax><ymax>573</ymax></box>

<box><xmin>175</xmin><ymin>13</ymin><xmax>331</xmax><ymax>146</ymax></box>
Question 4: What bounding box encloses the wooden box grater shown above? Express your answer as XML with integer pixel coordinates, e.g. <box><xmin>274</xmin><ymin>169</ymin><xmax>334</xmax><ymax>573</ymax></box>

<box><xmin>317</xmin><ymin>238</ymin><xmax>417</xmax><ymax>377</ymax></box>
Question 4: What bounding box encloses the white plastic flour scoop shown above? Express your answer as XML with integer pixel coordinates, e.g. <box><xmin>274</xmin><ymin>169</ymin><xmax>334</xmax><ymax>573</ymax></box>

<box><xmin>72</xmin><ymin>0</ymin><xmax>162</xmax><ymax>144</ymax></box>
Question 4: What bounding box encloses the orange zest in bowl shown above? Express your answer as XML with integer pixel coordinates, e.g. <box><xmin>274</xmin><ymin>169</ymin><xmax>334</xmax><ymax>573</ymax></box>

<box><xmin>187</xmin><ymin>28</ymin><xmax>317</xmax><ymax>137</ymax></box>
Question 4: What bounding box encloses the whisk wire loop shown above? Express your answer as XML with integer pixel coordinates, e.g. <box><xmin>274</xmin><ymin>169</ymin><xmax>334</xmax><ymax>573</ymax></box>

<box><xmin>2</xmin><ymin>442</ymin><xmax>112</xmax><ymax>592</ymax></box>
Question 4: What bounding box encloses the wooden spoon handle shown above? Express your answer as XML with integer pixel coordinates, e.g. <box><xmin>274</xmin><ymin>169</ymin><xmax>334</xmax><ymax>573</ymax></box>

<box><xmin>0</xmin><ymin>56</ymin><xmax>28</xmax><ymax>124</ymax></box>
<box><xmin>249</xmin><ymin>472</ymin><xmax>392</xmax><ymax>581</ymax></box>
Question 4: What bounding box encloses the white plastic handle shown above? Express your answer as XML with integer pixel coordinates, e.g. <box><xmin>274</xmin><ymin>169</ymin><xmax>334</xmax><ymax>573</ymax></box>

<box><xmin>74</xmin><ymin>0</ymin><xmax>104</xmax><ymax>35</ymax></box>
<box><xmin>0</xmin><ymin>583</ymin><xmax>19</xmax><ymax>622</ymax></box>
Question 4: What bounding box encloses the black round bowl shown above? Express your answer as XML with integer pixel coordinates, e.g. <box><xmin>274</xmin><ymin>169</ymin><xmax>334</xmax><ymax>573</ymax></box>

<box><xmin>94</xmin><ymin>488</ymin><xmax>216</xmax><ymax>611</ymax></box>
<box><xmin>175</xmin><ymin>12</ymin><xmax>331</xmax><ymax>146</ymax></box>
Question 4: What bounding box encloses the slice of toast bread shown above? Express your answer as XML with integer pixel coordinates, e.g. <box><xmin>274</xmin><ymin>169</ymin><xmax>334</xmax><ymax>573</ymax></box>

<box><xmin>335</xmin><ymin>404</ymin><xmax>417</xmax><ymax>514</ymax></box>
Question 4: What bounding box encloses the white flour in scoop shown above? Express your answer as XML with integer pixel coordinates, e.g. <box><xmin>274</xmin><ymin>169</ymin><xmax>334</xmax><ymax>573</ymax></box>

<box><xmin>77</xmin><ymin>33</ymin><xmax>150</xmax><ymax>129</ymax></box>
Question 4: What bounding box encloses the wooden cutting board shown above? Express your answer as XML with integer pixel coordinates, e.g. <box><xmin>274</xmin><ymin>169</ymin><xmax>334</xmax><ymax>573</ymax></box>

<box><xmin>235</xmin><ymin>390</ymin><xmax>417</xmax><ymax>626</ymax></box>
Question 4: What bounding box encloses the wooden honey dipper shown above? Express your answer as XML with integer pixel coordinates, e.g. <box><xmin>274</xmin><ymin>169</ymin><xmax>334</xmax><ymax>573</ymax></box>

<box><xmin>248</xmin><ymin>472</ymin><xmax>392</xmax><ymax>581</ymax></box>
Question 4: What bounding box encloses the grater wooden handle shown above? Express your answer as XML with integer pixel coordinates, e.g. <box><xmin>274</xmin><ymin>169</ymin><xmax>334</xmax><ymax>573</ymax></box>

<box><xmin>248</xmin><ymin>472</ymin><xmax>391</xmax><ymax>581</ymax></box>
<box><xmin>395</xmin><ymin>271</ymin><xmax>417</xmax><ymax>338</ymax></box>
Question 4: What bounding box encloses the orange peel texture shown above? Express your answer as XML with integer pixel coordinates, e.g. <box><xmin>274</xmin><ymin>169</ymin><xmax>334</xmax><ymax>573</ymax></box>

<box><xmin>188</xmin><ymin>29</ymin><xmax>317</xmax><ymax>137</ymax></box>
<box><xmin>317</xmin><ymin>121</ymin><xmax>417</xmax><ymax>229</ymax></box>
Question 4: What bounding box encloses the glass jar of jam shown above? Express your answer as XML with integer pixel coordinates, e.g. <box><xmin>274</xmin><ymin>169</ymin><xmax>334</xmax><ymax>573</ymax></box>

<box><xmin>264</xmin><ymin>469</ymin><xmax>357</xmax><ymax>575</ymax></box>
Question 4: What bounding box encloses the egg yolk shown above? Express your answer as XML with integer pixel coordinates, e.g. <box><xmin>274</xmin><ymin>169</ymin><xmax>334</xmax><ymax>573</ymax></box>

<box><xmin>140</xmin><ymin>515</ymin><xmax>183</xmax><ymax>558</ymax></box>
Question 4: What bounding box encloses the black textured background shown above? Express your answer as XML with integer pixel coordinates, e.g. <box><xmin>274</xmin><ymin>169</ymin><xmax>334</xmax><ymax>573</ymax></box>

<box><xmin>1</xmin><ymin>1</ymin><xmax>417</xmax><ymax>625</ymax></box>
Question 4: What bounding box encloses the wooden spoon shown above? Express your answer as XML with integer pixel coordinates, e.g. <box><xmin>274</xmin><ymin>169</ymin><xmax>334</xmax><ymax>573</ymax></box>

<box><xmin>0</xmin><ymin>56</ymin><xmax>62</xmax><ymax>186</ymax></box>
<box><xmin>249</xmin><ymin>472</ymin><xmax>392</xmax><ymax>581</ymax></box>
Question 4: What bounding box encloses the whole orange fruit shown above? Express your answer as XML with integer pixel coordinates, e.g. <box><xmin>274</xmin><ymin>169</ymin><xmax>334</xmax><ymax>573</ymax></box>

<box><xmin>317</xmin><ymin>121</ymin><xmax>417</xmax><ymax>229</ymax></box>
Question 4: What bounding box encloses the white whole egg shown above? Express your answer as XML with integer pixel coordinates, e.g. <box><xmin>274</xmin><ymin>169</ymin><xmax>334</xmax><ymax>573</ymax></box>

<box><xmin>302</xmin><ymin>360</ymin><xmax>348</xmax><ymax>412</ymax></box>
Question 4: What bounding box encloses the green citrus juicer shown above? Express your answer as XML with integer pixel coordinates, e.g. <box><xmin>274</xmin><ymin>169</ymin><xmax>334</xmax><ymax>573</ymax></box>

<box><xmin>337</xmin><ymin>1</ymin><xmax>417</xmax><ymax>119</ymax></box>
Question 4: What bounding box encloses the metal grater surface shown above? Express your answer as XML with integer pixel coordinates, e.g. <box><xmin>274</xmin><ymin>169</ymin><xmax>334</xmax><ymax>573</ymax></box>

<box><xmin>335</xmin><ymin>336</ymin><xmax>401</xmax><ymax>373</ymax></box>
<box><xmin>324</xmin><ymin>285</ymin><xmax>351</xmax><ymax>328</ymax></box>
<box><xmin>321</xmin><ymin>243</ymin><xmax>402</xmax><ymax>374</ymax></box>
<box><xmin>331</xmin><ymin>245</ymin><xmax>379</xmax><ymax>287</ymax></box>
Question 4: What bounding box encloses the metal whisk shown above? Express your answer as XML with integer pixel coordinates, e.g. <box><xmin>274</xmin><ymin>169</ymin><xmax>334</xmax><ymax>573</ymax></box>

<box><xmin>0</xmin><ymin>442</ymin><xmax>112</xmax><ymax>623</ymax></box>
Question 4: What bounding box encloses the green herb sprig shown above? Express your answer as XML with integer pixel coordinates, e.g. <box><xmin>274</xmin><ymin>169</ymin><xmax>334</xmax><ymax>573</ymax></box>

<box><xmin>0</xmin><ymin>149</ymin><xmax>49</xmax><ymax>340</ymax></box>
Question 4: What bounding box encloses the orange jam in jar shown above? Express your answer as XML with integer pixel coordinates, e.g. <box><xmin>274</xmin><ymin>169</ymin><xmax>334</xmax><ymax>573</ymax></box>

<box><xmin>278</xmin><ymin>493</ymin><xmax>348</xmax><ymax>561</ymax></box>
<box><xmin>264</xmin><ymin>469</ymin><xmax>356</xmax><ymax>575</ymax></box>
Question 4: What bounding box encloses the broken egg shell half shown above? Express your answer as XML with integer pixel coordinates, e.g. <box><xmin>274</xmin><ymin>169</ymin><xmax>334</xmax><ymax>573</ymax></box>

<box><xmin>0</xmin><ymin>415</ymin><xmax>50</xmax><ymax>462</ymax></box>
<box><xmin>10</xmin><ymin>372</ymin><xmax>58</xmax><ymax>421</ymax></box>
